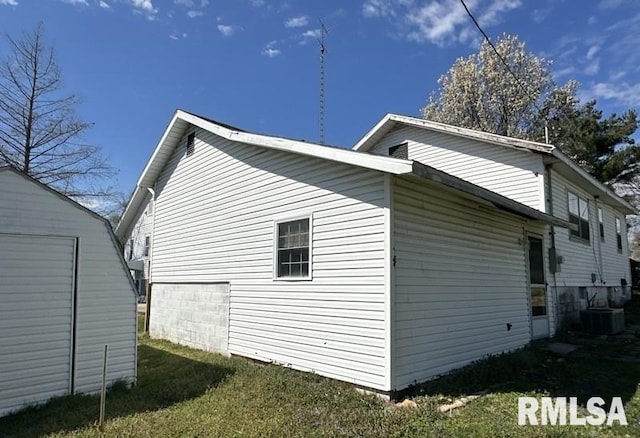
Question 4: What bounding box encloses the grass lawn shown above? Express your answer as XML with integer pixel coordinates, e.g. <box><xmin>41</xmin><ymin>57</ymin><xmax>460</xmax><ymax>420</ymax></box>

<box><xmin>2</xmin><ymin>306</ymin><xmax>640</xmax><ymax>437</ymax></box>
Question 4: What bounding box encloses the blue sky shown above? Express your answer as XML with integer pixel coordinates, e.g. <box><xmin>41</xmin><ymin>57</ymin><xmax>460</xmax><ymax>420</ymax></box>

<box><xmin>0</xmin><ymin>0</ymin><xmax>639</xmax><ymax>196</ymax></box>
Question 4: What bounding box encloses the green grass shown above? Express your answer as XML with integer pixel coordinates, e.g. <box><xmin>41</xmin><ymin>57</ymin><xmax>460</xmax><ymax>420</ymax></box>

<box><xmin>2</xmin><ymin>313</ymin><xmax>640</xmax><ymax>437</ymax></box>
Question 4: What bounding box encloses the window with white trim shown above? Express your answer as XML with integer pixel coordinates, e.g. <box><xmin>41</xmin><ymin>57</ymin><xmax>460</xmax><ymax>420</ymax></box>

<box><xmin>143</xmin><ymin>235</ymin><xmax>150</xmax><ymax>257</ymax></box>
<box><xmin>598</xmin><ymin>207</ymin><xmax>604</xmax><ymax>241</ymax></box>
<box><xmin>568</xmin><ymin>192</ymin><xmax>590</xmax><ymax>242</ymax></box>
<box><xmin>275</xmin><ymin>217</ymin><xmax>311</xmax><ymax>279</ymax></box>
<box><xmin>616</xmin><ymin>217</ymin><xmax>623</xmax><ymax>252</ymax></box>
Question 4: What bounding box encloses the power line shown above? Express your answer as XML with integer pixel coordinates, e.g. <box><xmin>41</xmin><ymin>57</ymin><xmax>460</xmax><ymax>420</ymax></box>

<box><xmin>458</xmin><ymin>0</ymin><xmax>549</xmax><ymax>143</ymax></box>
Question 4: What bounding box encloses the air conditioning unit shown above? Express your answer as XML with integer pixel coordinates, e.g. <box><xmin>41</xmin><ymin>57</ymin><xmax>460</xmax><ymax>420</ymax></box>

<box><xmin>580</xmin><ymin>308</ymin><xmax>625</xmax><ymax>335</ymax></box>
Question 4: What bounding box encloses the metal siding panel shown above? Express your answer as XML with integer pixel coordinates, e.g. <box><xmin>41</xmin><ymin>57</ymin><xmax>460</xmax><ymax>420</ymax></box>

<box><xmin>0</xmin><ymin>171</ymin><xmax>137</xmax><ymax>403</ymax></box>
<box><xmin>0</xmin><ymin>235</ymin><xmax>74</xmax><ymax>416</ymax></box>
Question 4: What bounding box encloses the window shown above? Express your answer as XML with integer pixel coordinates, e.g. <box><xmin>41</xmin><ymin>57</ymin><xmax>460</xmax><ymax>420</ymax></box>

<box><xmin>275</xmin><ymin>217</ymin><xmax>311</xmax><ymax>279</ymax></box>
<box><xmin>598</xmin><ymin>207</ymin><xmax>604</xmax><ymax>241</ymax></box>
<box><xmin>128</xmin><ymin>239</ymin><xmax>134</xmax><ymax>260</ymax></box>
<box><xmin>568</xmin><ymin>192</ymin><xmax>590</xmax><ymax>242</ymax></box>
<box><xmin>143</xmin><ymin>235</ymin><xmax>150</xmax><ymax>257</ymax></box>
<box><xmin>388</xmin><ymin>143</ymin><xmax>408</xmax><ymax>159</ymax></box>
<box><xmin>186</xmin><ymin>132</ymin><xmax>195</xmax><ymax>156</ymax></box>
<box><xmin>616</xmin><ymin>218</ymin><xmax>623</xmax><ymax>252</ymax></box>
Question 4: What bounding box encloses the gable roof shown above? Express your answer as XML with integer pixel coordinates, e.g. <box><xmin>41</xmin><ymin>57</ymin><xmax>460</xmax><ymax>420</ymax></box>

<box><xmin>354</xmin><ymin>113</ymin><xmax>635</xmax><ymax>214</ymax></box>
<box><xmin>115</xmin><ymin>110</ymin><xmax>574</xmax><ymax>239</ymax></box>
<box><xmin>0</xmin><ymin>166</ymin><xmax>137</xmax><ymax>295</ymax></box>
<box><xmin>0</xmin><ymin>166</ymin><xmax>109</xmax><ymax>223</ymax></box>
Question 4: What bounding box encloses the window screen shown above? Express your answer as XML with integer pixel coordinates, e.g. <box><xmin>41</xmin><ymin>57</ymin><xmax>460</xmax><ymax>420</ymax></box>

<box><xmin>277</xmin><ymin>218</ymin><xmax>310</xmax><ymax>278</ymax></box>
<box><xmin>568</xmin><ymin>192</ymin><xmax>590</xmax><ymax>242</ymax></box>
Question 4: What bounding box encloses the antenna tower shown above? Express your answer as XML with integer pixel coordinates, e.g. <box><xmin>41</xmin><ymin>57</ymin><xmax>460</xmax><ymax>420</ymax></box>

<box><xmin>318</xmin><ymin>20</ymin><xmax>328</xmax><ymax>145</ymax></box>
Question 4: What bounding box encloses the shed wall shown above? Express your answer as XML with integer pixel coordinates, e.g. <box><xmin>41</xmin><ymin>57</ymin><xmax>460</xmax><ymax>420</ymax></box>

<box><xmin>0</xmin><ymin>171</ymin><xmax>137</xmax><ymax>405</ymax></box>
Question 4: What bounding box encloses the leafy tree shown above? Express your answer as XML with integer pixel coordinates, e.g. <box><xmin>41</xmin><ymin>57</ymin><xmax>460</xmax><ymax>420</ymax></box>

<box><xmin>422</xmin><ymin>34</ymin><xmax>576</xmax><ymax>139</ymax></box>
<box><xmin>422</xmin><ymin>33</ymin><xmax>640</xmax><ymax>188</ymax></box>
<box><xmin>0</xmin><ymin>23</ymin><xmax>115</xmax><ymax>200</ymax></box>
<box><xmin>537</xmin><ymin>101</ymin><xmax>639</xmax><ymax>186</ymax></box>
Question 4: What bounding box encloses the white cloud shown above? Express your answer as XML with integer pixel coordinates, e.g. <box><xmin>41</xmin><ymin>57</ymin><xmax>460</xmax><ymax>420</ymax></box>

<box><xmin>217</xmin><ymin>24</ymin><xmax>240</xmax><ymax>37</ymax></box>
<box><xmin>169</xmin><ymin>32</ymin><xmax>188</xmax><ymax>40</ymax></box>
<box><xmin>99</xmin><ymin>0</ymin><xmax>110</xmax><ymax>8</ymax></box>
<box><xmin>589</xmin><ymin>82</ymin><xmax>640</xmax><ymax>107</ymax></box>
<box><xmin>610</xmin><ymin>70</ymin><xmax>627</xmax><ymax>81</ymax></box>
<box><xmin>587</xmin><ymin>15</ymin><xmax>597</xmax><ymax>25</ymax></box>
<box><xmin>302</xmin><ymin>28</ymin><xmax>321</xmax><ymax>38</ymax></box>
<box><xmin>362</xmin><ymin>0</ymin><xmax>523</xmax><ymax>46</ymax></box>
<box><xmin>262</xmin><ymin>41</ymin><xmax>281</xmax><ymax>58</ymax></box>
<box><xmin>285</xmin><ymin>15</ymin><xmax>308</xmax><ymax>28</ymax></box>
<box><xmin>299</xmin><ymin>28</ymin><xmax>321</xmax><ymax>44</ymax></box>
<box><xmin>531</xmin><ymin>8</ymin><xmax>548</xmax><ymax>24</ymax></box>
<box><xmin>584</xmin><ymin>60</ymin><xmax>600</xmax><ymax>75</ymax></box>
<box><xmin>599</xmin><ymin>0</ymin><xmax>627</xmax><ymax>9</ymax></box>
<box><xmin>187</xmin><ymin>10</ymin><xmax>203</xmax><ymax>18</ymax></box>
<box><xmin>586</xmin><ymin>45</ymin><xmax>600</xmax><ymax>60</ymax></box>
<box><xmin>61</xmin><ymin>0</ymin><xmax>88</xmax><ymax>5</ymax></box>
<box><xmin>128</xmin><ymin>0</ymin><xmax>158</xmax><ymax>20</ymax></box>
<box><xmin>131</xmin><ymin>0</ymin><xmax>156</xmax><ymax>13</ymax></box>
<box><xmin>477</xmin><ymin>0</ymin><xmax>520</xmax><ymax>26</ymax></box>
<box><xmin>0</xmin><ymin>0</ymin><xmax>18</xmax><ymax>5</ymax></box>
<box><xmin>174</xmin><ymin>0</ymin><xmax>193</xmax><ymax>6</ymax></box>
<box><xmin>251</xmin><ymin>0</ymin><xmax>265</xmax><ymax>6</ymax></box>
<box><xmin>362</xmin><ymin>0</ymin><xmax>397</xmax><ymax>18</ymax></box>
<box><xmin>200</xmin><ymin>0</ymin><xmax>208</xmax><ymax>6</ymax></box>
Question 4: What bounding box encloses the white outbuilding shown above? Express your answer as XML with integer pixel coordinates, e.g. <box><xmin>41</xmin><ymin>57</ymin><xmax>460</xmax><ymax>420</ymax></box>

<box><xmin>0</xmin><ymin>167</ymin><xmax>137</xmax><ymax>417</ymax></box>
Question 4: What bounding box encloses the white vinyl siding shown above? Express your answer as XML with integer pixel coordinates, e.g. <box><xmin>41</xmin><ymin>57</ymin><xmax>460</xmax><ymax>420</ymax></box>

<box><xmin>123</xmin><ymin>192</ymin><xmax>154</xmax><ymax>281</ymax></box>
<box><xmin>549</xmin><ymin>171</ymin><xmax>630</xmax><ymax>287</ymax></box>
<box><xmin>0</xmin><ymin>170</ymin><xmax>137</xmax><ymax>408</ymax></box>
<box><xmin>0</xmin><ymin>235</ymin><xmax>75</xmax><ymax>417</ymax></box>
<box><xmin>391</xmin><ymin>175</ymin><xmax>536</xmax><ymax>390</ymax></box>
<box><xmin>152</xmin><ymin>128</ymin><xmax>389</xmax><ymax>390</ymax></box>
<box><xmin>368</xmin><ymin>126</ymin><xmax>544</xmax><ymax>210</ymax></box>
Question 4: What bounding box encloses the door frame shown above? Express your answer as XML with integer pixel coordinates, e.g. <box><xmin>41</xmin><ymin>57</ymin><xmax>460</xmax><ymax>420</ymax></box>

<box><xmin>525</xmin><ymin>232</ymin><xmax>550</xmax><ymax>339</ymax></box>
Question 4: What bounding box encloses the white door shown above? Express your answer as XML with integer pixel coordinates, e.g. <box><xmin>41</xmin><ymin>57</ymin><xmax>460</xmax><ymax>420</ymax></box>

<box><xmin>527</xmin><ymin>235</ymin><xmax>549</xmax><ymax>339</ymax></box>
<box><xmin>0</xmin><ymin>234</ymin><xmax>76</xmax><ymax>416</ymax></box>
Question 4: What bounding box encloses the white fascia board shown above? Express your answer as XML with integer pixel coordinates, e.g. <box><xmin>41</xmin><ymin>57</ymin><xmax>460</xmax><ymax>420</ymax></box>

<box><xmin>352</xmin><ymin>113</ymin><xmax>395</xmax><ymax>151</ymax></box>
<box><xmin>410</xmin><ymin>162</ymin><xmax>576</xmax><ymax>230</ymax></box>
<box><xmin>354</xmin><ymin>113</ymin><xmax>555</xmax><ymax>155</ymax></box>
<box><xmin>116</xmin><ymin>111</ymin><xmax>414</xmax><ymax>238</ymax></box>
<box><xmin>179</xmin><ymin>111</ymin><xmax>415</xmax><ymax>175</ymax></box>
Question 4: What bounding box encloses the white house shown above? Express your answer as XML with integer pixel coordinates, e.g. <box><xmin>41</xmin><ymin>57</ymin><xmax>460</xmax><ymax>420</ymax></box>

<box><xmin>0</xmin><ymin>167</ymin><xmax>137</xmax><ymax>417</ymax></box>
<box><xmin>115</xmin><ymin>110</ymin><xmax>584</xmax><ymax>394</ymax></box>
<box><xmin>354</xmin><ymin>114</ymin><xmax>635</xmax><ymax>330</ymax></box>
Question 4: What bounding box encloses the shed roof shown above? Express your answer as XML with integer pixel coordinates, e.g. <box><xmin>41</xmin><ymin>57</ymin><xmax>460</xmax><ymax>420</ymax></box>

<box><xmin>115</xmin><ymin>110</ymin><xmax>574</xmax><ymax>239</ymax></box>
<box><xmin>0</xmin><ymin>166</ymin><xmax>137</xmax><ymax>295</ymax></box>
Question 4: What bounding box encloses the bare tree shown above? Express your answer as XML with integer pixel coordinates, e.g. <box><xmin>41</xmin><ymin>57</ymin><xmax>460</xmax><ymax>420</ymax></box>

<box><xmin>0</xmin><ymin>23</ymin><xmax>115</xmax><ymax>199</ymax></box>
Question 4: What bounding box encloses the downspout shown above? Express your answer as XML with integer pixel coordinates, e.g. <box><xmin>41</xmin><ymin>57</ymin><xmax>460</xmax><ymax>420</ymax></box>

<box><xmin>545</xmin><ymin>164</ymin><xmax>560</xmax><ymax>334</ymax></box>
<box><xmin>145</xmin><ymin>187</ymin><xmax>156</xmax><ymax>333</ymax></box>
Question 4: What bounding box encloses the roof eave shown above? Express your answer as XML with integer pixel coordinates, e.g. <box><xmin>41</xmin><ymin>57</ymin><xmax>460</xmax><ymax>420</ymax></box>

<box><xmin>353</xmin><ymin>114</ymin><xmax>555</xmax><ymax>155</ymax></box>
<box><xmin>410</xmin><ymin>161</ymin><xmax>576</xmax><ymax>230</ymax></box>
<box><xmin>548</xmin><ymin>150</ymin><xmax>636</xmax><ymax>215</ymax></box>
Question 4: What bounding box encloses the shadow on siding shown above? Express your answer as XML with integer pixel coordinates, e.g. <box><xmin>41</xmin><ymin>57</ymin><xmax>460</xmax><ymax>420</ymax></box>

<box><xmin>0</xmin><ymin>344</ymin><xmax>234</xmax><ymax>437</ymax></box>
